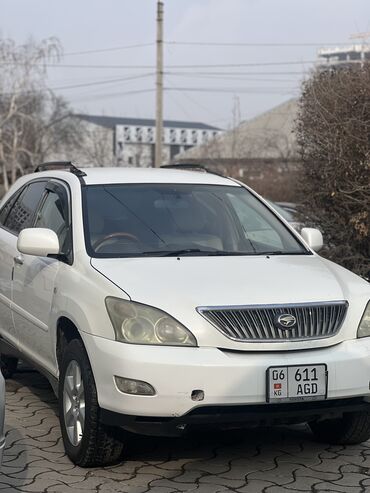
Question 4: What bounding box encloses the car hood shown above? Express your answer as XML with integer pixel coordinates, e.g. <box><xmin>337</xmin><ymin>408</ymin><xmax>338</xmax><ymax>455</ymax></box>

<box><xmin>91</xmin><ymin>255</ymin><xmax>370</xmax><ymax>350</ymax></box>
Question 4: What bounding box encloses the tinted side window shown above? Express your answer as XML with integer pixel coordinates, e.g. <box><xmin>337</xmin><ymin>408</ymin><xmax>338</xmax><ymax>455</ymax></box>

<box><xmin>0</xmin><ymin>189</ymin><xmax>22</xmax><ymax>226</ymax></box>
<box><xmin>35</xmin><ymin>190</ymin><xmax>71</xmax><ymax>254</ymax></box>
<box><xmin>4</xmin><ymin>181</ymin><xmax>46</xmax><ymax>234</ymax></box>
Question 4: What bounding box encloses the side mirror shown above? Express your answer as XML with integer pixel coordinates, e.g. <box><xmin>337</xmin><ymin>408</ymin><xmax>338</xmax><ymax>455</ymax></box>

<box><xmin>300</xmin><ymin>227</ymin><xmax>323</xmax><ymax>252</ymax></box>
<box><xmin>17</xmin><ymin>228</ymin><xmax>60</xmax><ymax>257</ymax></box>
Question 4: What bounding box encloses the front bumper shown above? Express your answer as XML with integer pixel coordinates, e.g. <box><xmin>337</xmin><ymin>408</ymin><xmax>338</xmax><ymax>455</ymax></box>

<box><xmin>82</xmin><ymin>334</ymin><xmax>370</xmax><ymax>420</ymax></box>
<box><xmin>100</xmin><ymin>397</ymin><xmax>370</xmax><ymax>436</ymax></box>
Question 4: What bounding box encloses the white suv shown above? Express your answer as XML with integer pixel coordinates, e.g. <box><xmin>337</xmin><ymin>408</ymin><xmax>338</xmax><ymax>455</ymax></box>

<box><xmin>0</xmin><ymin>162</ymin><xmax>369</xmax><ymax>467</ymax></box>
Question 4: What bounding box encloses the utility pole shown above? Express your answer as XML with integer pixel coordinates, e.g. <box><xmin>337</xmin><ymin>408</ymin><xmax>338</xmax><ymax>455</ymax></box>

<box><xmin>155</xmin><ymin>0</ymin><xmax>164</xmax><ymax>167</ymax></box>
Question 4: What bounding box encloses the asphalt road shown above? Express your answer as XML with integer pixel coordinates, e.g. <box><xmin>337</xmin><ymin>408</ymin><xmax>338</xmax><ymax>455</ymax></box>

<box><xmin>1</xmin><ymin>368</ymin><xmax>370</xmax><ymax>493</ymax></box>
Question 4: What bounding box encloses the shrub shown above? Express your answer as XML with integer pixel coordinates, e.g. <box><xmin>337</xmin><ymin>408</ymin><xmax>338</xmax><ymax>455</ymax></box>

<box><xmin>296</xmin><ymin>65</ymin><xmax>370</xmax><ymax>277</ymax></box>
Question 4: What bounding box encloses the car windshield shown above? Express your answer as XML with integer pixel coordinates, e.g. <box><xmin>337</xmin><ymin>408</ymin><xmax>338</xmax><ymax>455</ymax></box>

<box><xmin>267</xmin><ymin>201</ymin><xmax>295</xmax><ymax>222</ymax></box>
<box><xmin>83</xmin><ymin>184</ymin><xmax>308</xmax><ymax>258</ymax></box>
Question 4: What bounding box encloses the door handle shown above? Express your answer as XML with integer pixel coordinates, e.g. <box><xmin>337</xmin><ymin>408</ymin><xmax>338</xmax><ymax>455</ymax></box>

<box><xmin>14</xmin><ymin>255</ymin><xmax>24</xmax><ymax>266</ymax></box>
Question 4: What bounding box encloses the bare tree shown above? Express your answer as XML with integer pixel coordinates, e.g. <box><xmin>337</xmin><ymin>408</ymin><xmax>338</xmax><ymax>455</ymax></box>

<box><xmin>0</xmin><ymin>37</ymin><xmax>85</xmax><ymax>192</ymax></box>
<box><xmin>73</xmin><ymin>121</ymin><xmax>113</xmax><ymax>166</ymax></box>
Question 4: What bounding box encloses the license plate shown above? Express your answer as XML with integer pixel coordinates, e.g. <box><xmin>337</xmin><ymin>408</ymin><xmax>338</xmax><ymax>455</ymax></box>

<box><xmin>266</xmin><ymin>364</ymin><xmax>327</xmax><ymax>403</ymax></box>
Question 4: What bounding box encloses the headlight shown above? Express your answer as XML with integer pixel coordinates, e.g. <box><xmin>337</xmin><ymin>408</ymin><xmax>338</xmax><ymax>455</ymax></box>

<box><xmin>357</xmin><ymin>301</ymin><xmax>370</xmax><ymax>338</ymax></box>
<box><xmin>105</xmin><ymin>297</ymin><xmax>197</xmax><ymax>346</ymax></box>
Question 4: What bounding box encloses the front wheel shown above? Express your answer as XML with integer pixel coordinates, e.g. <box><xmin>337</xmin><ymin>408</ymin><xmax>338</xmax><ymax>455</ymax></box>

<box><xmin>58</xmin><ymin>338</ymin><xmax>124</xmax><ymax>467</ymax></box>
<box><xmin>310</xmin><ymin>411</ymin><xmax>370</xmax><ymax>445</ymax></box>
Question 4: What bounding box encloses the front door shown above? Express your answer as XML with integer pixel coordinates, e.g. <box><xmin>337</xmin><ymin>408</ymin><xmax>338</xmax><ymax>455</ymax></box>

<box><xmin>12</xmin><ymin>182</ymin><xmax>72</xmax><ymax>375</ymax></box>
<box><xmin>0</xmin><ymin>181</ymin><xmax>46</xmax><ymax>350</ymax></box>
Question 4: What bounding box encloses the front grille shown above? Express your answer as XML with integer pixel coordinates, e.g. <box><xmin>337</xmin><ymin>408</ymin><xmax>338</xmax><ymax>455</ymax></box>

<box><xmin>197</xmin><ymin>301</ymin><xmax>348</xmax><ymax>342</ymax></box>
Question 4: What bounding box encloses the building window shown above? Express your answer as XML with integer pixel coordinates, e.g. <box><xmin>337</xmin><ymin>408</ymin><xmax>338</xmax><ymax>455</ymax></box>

<box><xmin>147</xmin><ymin>127</ymin><xmax>154</xmax><ymax>143</ymax></box>
<box><xmin>170</xmin><ymin>128</ymin><xmax>177</xmax><ymax>143</ymax></box>
<box><xmin>124</xmin><ymin>126</ymin><xmax>131</xmax><ymax>142</ymax></box>
<box><xmin>136</xmin><ymin>127</ymin><xmax>143</xmax><ymax>142</ymax></box>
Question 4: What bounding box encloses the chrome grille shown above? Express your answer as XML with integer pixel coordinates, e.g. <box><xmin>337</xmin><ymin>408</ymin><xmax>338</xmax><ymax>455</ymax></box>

<box><xmin>197</xmin><ymin>302</ymin><xmax>348</xmax><ymax>342</ymax></box>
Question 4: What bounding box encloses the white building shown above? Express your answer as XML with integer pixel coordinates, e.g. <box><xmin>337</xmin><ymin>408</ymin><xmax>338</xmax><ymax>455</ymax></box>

<box><xmin>318</xmin><ymin>44</ymin><xmax>370</xmax><ymax>68</ymax></box>
<box><xmin>75</xmin><ymin>114</ymin><xmax>222</xmax><ymax>167</ymax></box>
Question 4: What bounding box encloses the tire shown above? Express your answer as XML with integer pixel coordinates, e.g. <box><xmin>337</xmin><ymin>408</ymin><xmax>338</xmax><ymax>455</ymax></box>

<box><xmin>58</xmin><ymin>338</ymin><xmax>124</xmax><ymax>467</ymax></box>
<box><xmin>310</xmin><ymin>411</ymin><xmax>370</xmax><ymax>445</ymax></box>
<box><xmin>0</xmin><ymin>356</ymin><xmax>18</xmax><ymax>379</ymax></box>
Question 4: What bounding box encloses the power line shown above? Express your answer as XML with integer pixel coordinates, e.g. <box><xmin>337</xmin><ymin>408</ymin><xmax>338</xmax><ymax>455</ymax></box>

<box><xmin>71</xmin><ymin>85</ymin><xmax>295</xmax><ymax>104</ymax></box>
<box><xmin>0</xmin><ymin>74</ymin><xmax>154</xmax><ymax>97</ymax></box>
<box><xmin>0</xmin><ymin>62</ymin><xmax>155</xmax><ymax>69</ymax></box>
<box><xmin>164</xmin><ymin>87</ymin><xmax>297</xmax><ymax>95</ymax></box>
<box><xmin>50</xmin><ymin>73</ymin><xmax>154</xmax><ymax>91</ymax></box>
<box><xmin>165</xmin><ymin>79</ymin><xmax>223</xmax><ymax>120</ymax></box>
<box><xmin>63</xmin><ymin>42</ymin><xmax>154</xmax><ymax>57</ymax></box>
<box><xmin>0</xmin><ymin>60</ymin><xmax>316</xmax><ymax>70</ymax></box>
<box><xmin>53</xmin><ymin>39</ymin><xmax>353</xmax><ymax>59</ymax></box>
<box><xmin>165</xmin><ymin>41</ymin><xmax>351</xmax><ymax>47</ymax></box>
<box><xmin>168</xmin><ymin>61</ymin><xmax>315</xmax><ymax>69</ymax></box>
<box><xmin>166</xmin><ymin>70</ymin><xmax>308</xmax><ymax>76</ymax></box>
<box><xmin>167</xmin><ymin>73</ymin><xmax>299</xmax><ymax>83</ymax></box>
<box><xmin>57</xmin><ymin>40</ymin><xmax>355</xmax><ymax>58</ymax></box>
<box><xmin>70</xmin><ymin>88</ymin><xmax>155</xmax><ymax>103</ymax></box>
<box><xmin>60</xmin><ymin>40</ymin><xmax>348</xmax><ymax>58</ymax></box>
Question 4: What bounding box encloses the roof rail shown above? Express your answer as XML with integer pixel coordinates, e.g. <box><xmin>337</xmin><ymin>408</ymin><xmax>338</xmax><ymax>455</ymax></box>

<box><xmin>161</xmin><ymin>163</ymin><xmax>226</xmax><ymax>178</ymax></box>
<box><xmin>34</xmin><ymin>161</ymin><xmax>87</xmax><ymax>178</ymax></box>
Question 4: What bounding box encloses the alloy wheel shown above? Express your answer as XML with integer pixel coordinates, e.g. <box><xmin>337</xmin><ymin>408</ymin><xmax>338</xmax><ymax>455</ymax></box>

<box><xmin>63</xmin><ymin>359</ymin><xmax>85</xmax><ymax>446</ymax></box>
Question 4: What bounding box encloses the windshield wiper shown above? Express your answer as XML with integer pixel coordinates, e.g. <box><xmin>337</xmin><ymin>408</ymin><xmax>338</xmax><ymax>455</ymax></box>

<box><xmin>142</xmin><ymin>249</ymin><xmax>255</xmax><ymax>257</ymax></box>
<box><xmin>257</xmin><ymin>251</ymin><xmax>306</xmax><ymax>255</ymax></box>
<box><xmin>140</xmin><ymin>249</ymin><xmax>305</xmax><ymax>257</ymax></box>
<box><xmin>204</xmin><ymin>251</ymin><xmax>253</xmax><ymax>256</ymax></box>
<box><xmin>162</xmin><ymin>249</ymin><xmax>205</xmax><ymax>256</ymax></box>
<box><xmin>139</xmin><ymin>249</ymin><xmax>204</xmax><ymax>257</ymax></box>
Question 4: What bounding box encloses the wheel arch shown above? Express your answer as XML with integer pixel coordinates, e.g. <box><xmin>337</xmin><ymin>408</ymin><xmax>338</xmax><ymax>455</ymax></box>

<box><xmin>51</xmin><ymin>294</ymin><xmax>115</xmax><ymax>373</ymax></box>
<box><xmin>56</xmin><ymin>316</ymin><xmax>84</xmax><ymax>370</ymax></box>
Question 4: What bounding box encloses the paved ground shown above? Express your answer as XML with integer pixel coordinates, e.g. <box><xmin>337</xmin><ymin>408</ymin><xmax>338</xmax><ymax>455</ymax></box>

<box><xmin>1</xmin><ymin>369</ymin><xmax>370</xmax><ymax>493</ymax></box>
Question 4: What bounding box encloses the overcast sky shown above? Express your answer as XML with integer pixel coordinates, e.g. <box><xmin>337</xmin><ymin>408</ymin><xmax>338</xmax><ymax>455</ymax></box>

<box><xmin>1</xmin><ymin>0</ymin><xmax>370</xmax><ymax>128</ymax></box>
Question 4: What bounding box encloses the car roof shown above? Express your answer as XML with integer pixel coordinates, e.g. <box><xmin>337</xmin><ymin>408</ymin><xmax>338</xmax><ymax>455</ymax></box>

<box><xmin>79</xmin><ymin>167</ymin><xmax>239</xmax><ymax>186</ymax></box>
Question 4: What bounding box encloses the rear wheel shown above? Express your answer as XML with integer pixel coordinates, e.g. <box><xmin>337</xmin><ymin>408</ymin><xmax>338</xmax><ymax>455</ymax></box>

<box><xmin>58</xmin><ymin>338</ymin><xmax>124</xmax><ymax>467</ymax></box>
<box><xmin>310</xmin><ymin>411</ymin><xmax>370</xmax><ymax>445</ymax></box>
<box><xmin>0</xmin><ymin>356</ymin><xmax>18</xmax><ymax>379</ymax></box>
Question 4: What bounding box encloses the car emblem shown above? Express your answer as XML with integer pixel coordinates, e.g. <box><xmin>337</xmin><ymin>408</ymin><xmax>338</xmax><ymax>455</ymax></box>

<box><xmin>275</xmin><ymin>313</ymin><xmax>297</xmax><ymax>330</ymax></box>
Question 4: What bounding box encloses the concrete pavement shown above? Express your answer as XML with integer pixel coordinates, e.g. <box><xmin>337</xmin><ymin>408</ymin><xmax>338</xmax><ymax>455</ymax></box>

<box><xmin>1</xmin><ymin>368</ymin><xmax>370</xmax><ymax>492</ymax></box>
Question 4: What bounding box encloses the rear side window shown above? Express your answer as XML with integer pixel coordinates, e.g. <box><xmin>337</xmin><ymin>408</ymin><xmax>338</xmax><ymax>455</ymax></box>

<box><xmin>4</xmin><ymin>181</ymin><xmax>46</xmax><ymax>235</ymax></box>
<box><xmin>0</xmin><ymin>189</ymin><xmax>22</xmax><ymax>226</ymax></box>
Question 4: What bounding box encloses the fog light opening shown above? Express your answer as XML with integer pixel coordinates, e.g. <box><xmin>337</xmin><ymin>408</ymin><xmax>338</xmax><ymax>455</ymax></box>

<box><xmin>191</xmin><ymin>389</ymin><xmax>205</xmax><ymax>401</ymax></box>
<box><xmin>114</xmin><ymin>376</ymin><xmax>156</xmax><ymax>396</ymax></box>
